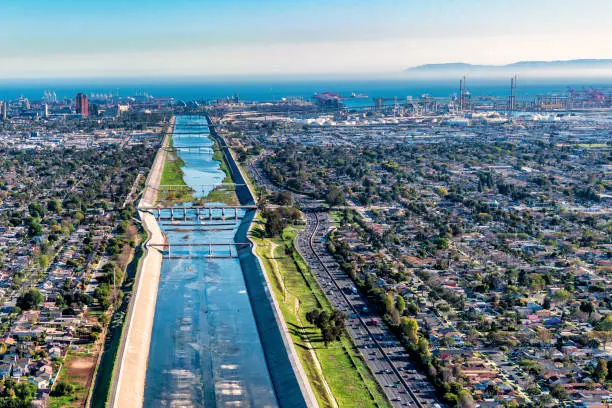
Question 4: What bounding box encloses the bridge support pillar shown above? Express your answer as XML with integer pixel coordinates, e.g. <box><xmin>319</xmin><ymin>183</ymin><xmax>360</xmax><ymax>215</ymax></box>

<box><xmin>229</xmin><ymin>244</ymin><xmax>233</xmax><ymax>257</ymax></box>
<box><xmin>234</xmin><ymin>208</ymin><xmax>238</xmax><ymax>220</ymax></box>
<box><xmin>170</xmin><ymin>208</ymin><xmax>174</xmax><ymax>220</ymax></box>
<box><xmin>208</xmin><ymin>243</ymin><xmax>212</xmax><ymax>259</ymax></box>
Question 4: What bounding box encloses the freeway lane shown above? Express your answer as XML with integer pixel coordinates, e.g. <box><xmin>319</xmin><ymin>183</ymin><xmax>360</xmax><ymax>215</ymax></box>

<box><xmin>296</xmin><ymin>210</ymin><xmax>442</xmax><ymax>408</ymax></box>
<box><xmin>247</xmin><ymin>156</ymin><xmax>442</xmax><ymax>407</ymax></box>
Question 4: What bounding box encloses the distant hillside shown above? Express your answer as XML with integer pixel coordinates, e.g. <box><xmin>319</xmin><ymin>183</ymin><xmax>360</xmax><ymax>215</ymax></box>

<box><xmin>406</xmin><ymin>59</ymin><xmax>612</xmax><ymax>77</ymax></box>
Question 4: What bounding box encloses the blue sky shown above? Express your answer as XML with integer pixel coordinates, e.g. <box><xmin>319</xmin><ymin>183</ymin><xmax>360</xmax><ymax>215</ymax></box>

<box><xmin>1</xmin><ymin>0</ymin><xmax>611</xmax><ymax>78</ymax></box>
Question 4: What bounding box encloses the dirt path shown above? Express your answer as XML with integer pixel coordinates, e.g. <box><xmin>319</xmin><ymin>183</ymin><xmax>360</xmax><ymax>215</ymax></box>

<box><xmin>267</xmin><ymin>242</ymin><xmax>338</xmax><ymax>408</ymax></box>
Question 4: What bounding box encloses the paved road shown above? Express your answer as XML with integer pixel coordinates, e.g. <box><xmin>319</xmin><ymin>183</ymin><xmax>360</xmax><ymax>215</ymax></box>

<box><xmin>297</xmin><ymin>210</ymin><xmax>441</xmax><ymax>408</ymax></box>
<box><xmin>247</xmin><ymin>158</ymin><xmax>442</xmax><ymax>407</ymax></box>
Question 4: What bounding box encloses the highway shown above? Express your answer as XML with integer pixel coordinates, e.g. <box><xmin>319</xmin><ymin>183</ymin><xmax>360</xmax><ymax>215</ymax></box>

<box><xmin>247</xmin><ymin>157</ymin><xmax>442</xmax><ymax>407</ymax></box>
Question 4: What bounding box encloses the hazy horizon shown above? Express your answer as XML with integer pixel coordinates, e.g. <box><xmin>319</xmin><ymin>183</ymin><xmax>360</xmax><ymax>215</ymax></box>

<box><xmin>2</xmin><ymin>69</ymin><xmax>612</xmax><ymax>85</ymax></box>
<box><xmin>2</xmin><ymin>0</ymin><xmax>612</xmax><ymax>79</ymax></box>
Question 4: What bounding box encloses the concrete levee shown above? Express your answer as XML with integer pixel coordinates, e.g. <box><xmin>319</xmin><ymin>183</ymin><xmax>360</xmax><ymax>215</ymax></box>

<box><xmin>110</xmin><ymin>118</ymin><xmax>173</xmax><ymax>408</ymax></box>
<box><xmin>207</xmin><ymin>114</ymin><xmax>318</xmax><ymax>408</ymax></box>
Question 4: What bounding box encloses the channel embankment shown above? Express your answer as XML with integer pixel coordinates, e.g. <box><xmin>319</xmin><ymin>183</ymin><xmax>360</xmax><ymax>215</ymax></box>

<box><xmin>207</xmin><ymin>115</ymin><xmax>318</xmax><ymax>408</ymax></box>
<box><xmin>109</xmin><ymin>117</ymin><xmax>173</xmax><ymax>408</ymax></box>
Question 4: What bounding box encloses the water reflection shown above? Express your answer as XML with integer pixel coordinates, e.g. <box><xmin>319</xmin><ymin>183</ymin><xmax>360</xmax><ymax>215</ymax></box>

<box><xmin>143</xmin><ymin>116</ymin><xmax>277</xmax><ymax>408</ymax></box>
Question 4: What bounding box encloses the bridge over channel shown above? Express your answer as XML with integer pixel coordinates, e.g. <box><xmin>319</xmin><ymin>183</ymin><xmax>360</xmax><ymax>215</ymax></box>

<box><xmin>172</xmin><ymin>132</ymin><xmax>215</xmax><ymax>136</ymax></box>
<box><xmin>174</xmin><ymin>123</ymin><xmax>216</xmax><ymax>127</ymax></box>
<box><xmin>152</xmin><ymin>183</ymin><xmax>247</xmax><ymax>191</ymax></box>
<box><xmin>149</xmin><ymin>242</ymin><xmax>252</xmax><ymax>259</ymax></box>
<box><xmin>163</xmin><ymin>145</ymin><xmax>214</xmax><ymax>153</ymax></box>
<box><xmin>140</xmin><ymin>205</ymin><xmax>257</xmax><ymax>221</ymax></box>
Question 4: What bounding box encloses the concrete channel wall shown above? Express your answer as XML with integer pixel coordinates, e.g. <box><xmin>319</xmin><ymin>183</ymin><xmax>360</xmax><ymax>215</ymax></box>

<box><xmin>109</xmin><ymin>119</ymin><xmax>173</xmax><ymax>408</ymax></box>
<box><xmin>207</xmin><ymin>115</ymin><xmax>318</xmax><ymax>408</ymax></box>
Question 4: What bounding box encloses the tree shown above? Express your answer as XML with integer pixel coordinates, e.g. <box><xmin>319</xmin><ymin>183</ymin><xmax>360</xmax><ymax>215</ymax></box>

<box><xmin>38</xmin><ymin>254</ymin><xmax>50</xmax><ymax>269</ymax></box>
<box><xmin>264</xmin><ymin>209</ymin><xmax>289</xmax><ymax>237</ymax></box>
<box><xmin>550</xmin><ymin>384</ymin><xmax>569</xmax><ymax>401</ymax></box>
<box><xmin>580</xmin><ymin>300</ymin><xmax>595</xmax><ymax>318</ymax></box>
<box><xmin>406</xmin><ymin>301</ymin><xmax>420</xmax><ymax>316</ymax></box>
<box><xmin>417</xmin><ymin>337</ymin><xmax>431</xmax><ymax>360</ymax></box>
<box><xmin>325</xmin><ymin>186</ymin><xmax>345</xmax><ymax>208</ymax></box>
<box><xmin>552</xmin><ymin>289</ymin><xmax>571</xmax><ymax>304</ymax></box>
<box><xmin>14</xmin><ymin>381</ymin><xmax>36</xmax><ymax>402</ymax></box>
<box><xmin>47</xmin><ymin>199</ymin><xmax>62</xmax><ymax>213</ymax></box>
<box><xmin>98</xmin><ymin>314</ymin><xmax>110</xmax><ymax>325</ymax></box>
<box><xmin>443</xmin><ymin>393</ymin><xmax>458</xmax><ymax>405</ymax></box>
<box><xmin>27</xmin><ymin>221</ymin><xmax>43</xmax><ymax>237</ymax></box>
<box><xmin>28</xmin><ymin>202</ymin><xmax>44</xmax><ymax>219</ymax></box>
<box><xmin>593</xmin><ymin>359</ymin><xmax>608</xmax><ymax>382</ymax></box>
<box><xmin>597</xmin><ymin>314</ymin><xmax>612</xmax><ymax>332</ymax></box>
<box><xmin>55</xmin><ymin>295</ymin><xmax>66</xmax><ymax>309</ymax></box>
<box><xmin>16</xmin><ymin>289</ymin><xmax>44</xmax><ymax>311</ymax></box>
<box><xmin>434</xmin><ymin>237</ymin><xmax>450</xmax><ymax>250</ymax></box>
<box><xmin>117</xmin><ymin>220</ymin><xmax>130</xmax><ymax>234</ymax></box>
<box><xmin>306</xmin><ymin>308</ymin><xmax>345</xmax><ymax>347</ymax></box>
<box><xmin>271</xmin><ymin>191</ymin><xmax>292</xmax><ymax>206</ymax></box>
<box><xmin>396</xmin><ymin>295</ymin><xmax>406</xmax><ymax>315</ymax></box>
<box><xmin>485</xmin><ymin>383</ymin><xmax>499</xmax><ymax>397</ymax></box>
<box><xmin>435</xmin><ymin>186</ymin><xmax>449</xmax><ymax>197</ymax></box>
<box><xmin>536</xmin><ymin>327</ymin><xmax>552</xmax><ymax>344</ymax></box>
<box><xmin>306</xmin><ymin>309</ymin><xmax>321</xmax><ymax>326</ymax></box>
<box><xmin>458</xmin><ymin>389</ymin><xmax>475</xmax><ymax>408</ymax></box>
<box><xmin>400</xmin><ymin>317</ymin><xmax>419</xmax><ymax>345</ymax></box>
<box><xmin>588</xmin><ymin>331</ymin><xmax>612</xmax><ymax>350</ymax></box>
<box><xmin>384</xmin><ymin>294</ymin><xmax>395</xmax><ymax>316</ymax></box>
<box><xmin>51</xmin><ymin>381</ymin><xmax>74</xmax><ymax>397</ymax></box>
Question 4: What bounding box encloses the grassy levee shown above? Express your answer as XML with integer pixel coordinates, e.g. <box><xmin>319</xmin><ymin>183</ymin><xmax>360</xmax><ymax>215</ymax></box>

<box><xmin>158</xmin><ymin>136</ymin><xmax>194</xmax><ymax>203</ymax></box>
<box><xmin>251</xmin><ymin>220</ymin><xmax>391</xmax><ymax>408</ymax></box>
<box><xmin>199</xmin><ymin>139</ymin><xmax>239</xmax><ymax>205</ymax></box>
<box><xmin>89</xmin><ymin>231</ymin><xmax>147</xmax><ymax>408</ymax></box>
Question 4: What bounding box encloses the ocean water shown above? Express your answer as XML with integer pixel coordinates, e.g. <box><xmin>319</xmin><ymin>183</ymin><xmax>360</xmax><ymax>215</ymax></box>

<box><xmin>1</xmin><ymin>77</ymin><xmax>611</xmax><ymax>102</ymax></box>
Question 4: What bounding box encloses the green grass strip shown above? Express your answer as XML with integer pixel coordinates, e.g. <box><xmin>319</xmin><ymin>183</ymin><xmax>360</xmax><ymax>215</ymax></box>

<box><xmin>252</xmin><ymin>221</ymin><xmax>390</xmax><ymax>408</ymax></box>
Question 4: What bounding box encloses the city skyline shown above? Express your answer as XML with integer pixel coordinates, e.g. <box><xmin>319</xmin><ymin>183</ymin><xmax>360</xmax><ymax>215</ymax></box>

<box><xmin>2</xmin><ymin>0</ymin><xmax>612</xmax><ymax>78</ymax></box>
